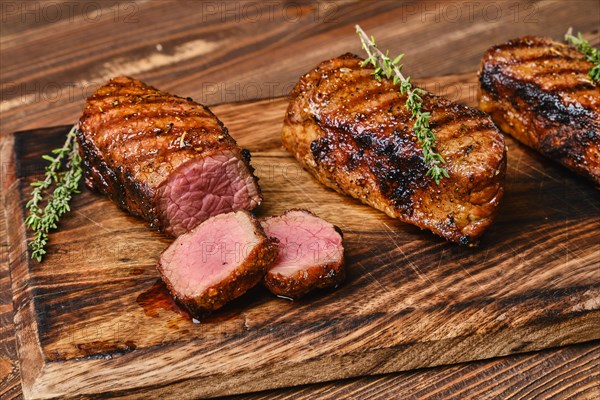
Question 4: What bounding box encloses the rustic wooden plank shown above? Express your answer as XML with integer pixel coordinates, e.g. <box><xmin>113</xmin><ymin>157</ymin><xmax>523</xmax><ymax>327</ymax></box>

<box><xmin>1</xmin><ymin>0</ymin><xmax>598</xmax><ymax>134</ymax></box>
<box><xmin>2</xmin><ymin>121</ymin><xmax>599</xmax><ymax>400</ymax></box>
<box><xmin>2</xmin><ymin>1</ymin><xmax>600</xmax><ymax>398</ymax></box>
<box><xmin>6</xmin><ymin>91</ymin><xmax>600</xmax><ymax>398</ymax></box>
<box><xmin>224</xmin><ymin>342</ymin><xmax>600</xmax><ymax>400</ymax></box>
<box><xmin>0</xmin><ymin>134</ymin><xmax>23</xmax><ymax>400</ymax></box>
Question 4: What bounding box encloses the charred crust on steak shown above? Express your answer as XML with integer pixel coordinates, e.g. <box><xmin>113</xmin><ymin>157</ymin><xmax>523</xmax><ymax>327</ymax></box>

<box><xmin>478</xmin><ymin>36</ymin><xmax>599</xmax><ymax>184</ymax></box>
<box><xmin>263</xmin><ymin>260</ymin><xmax>346</xmax><ymax>300</ymax></box>
<box><xmin>77</xmin><ymin>76</ymin><xmax>263</xmax><ymax>236</ymax></box>
<box><xmin>283</xmin><ymin>55</ymin><xmax>507</xmax><ymax>243</ymax></box>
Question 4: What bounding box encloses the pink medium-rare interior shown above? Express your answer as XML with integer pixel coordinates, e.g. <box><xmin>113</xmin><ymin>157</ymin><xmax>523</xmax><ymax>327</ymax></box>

<box><xmin>157</xmin><ymin>150</ymin><xmax>261</xmax><ymax>237</ymax></box>
<box><xmin>262</xmin><ymin>211</ymin><xmax>343</xmax><ymax>277</ymax></box>
<box><xmin>160</xmin><ymin>211</ymin><xmax>260</xmax><ymax>297</ymax></box>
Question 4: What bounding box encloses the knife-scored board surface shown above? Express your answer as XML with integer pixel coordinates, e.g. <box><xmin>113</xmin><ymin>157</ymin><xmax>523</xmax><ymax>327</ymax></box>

<box><xmin>5</xmin><ymin>93</ymin><xmax>600</xmax><ymax>399</ymax></box>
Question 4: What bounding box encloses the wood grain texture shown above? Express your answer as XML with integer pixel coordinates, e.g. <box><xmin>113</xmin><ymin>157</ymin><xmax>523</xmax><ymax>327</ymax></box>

<box><xmin>223</xmin><ymin>341</ymin><xmax>600</xmax><ymax>400</ymax></box>
<box><xmin>0</xmin><ymin>135</ymin><xmax>23</xmax><ymax>400</ymax></box>
<box><xmin>5</xmin><ymin>91</ymin><xmax>600</xmax><ymax>398</ymax></box>
<box><xmin>1</xmin><ymin>0</ymin><xmax>599</xmax><ymax>135</ymax></box>
<box><xmin>2</xmin><ymin>0</ymin><xmax>600</xmax><ymax>398</ymax></box>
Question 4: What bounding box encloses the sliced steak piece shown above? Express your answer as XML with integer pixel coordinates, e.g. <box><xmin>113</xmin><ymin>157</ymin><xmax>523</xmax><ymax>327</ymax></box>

<box><xmin>157</xmin><ymin>211</ymin><xmax>278</xmax><ymax>316</ymax></box>
<box><xmin>283</xmin><ymin>54</ymin><xmax>506</xmax><ymax>245</ymax></box>
<box><xmin>78</xmin><ymin>76</ymin><xmax>261</xmax><ymax>237</ymax></box>
<box><xmin>479</xmin><ymin>36</ymin><xmax>600</xmax><ymax>184</ymax></box>
<box><xmin>262</xmin><ymin>209</ymin><xmax>345</xmax><ymax>299</ymax></box>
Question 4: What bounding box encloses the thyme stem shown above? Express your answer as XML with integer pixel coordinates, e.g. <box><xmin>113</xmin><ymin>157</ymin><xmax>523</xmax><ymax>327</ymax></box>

<box><xmin>565</xmin><ymin>28</ymin><xmax>600</xmax><ymax>84</ymax></box>
<box><xmin>355</xmin><ymin>25</ymin><xmax>448</xmax><ymax>184</ymax></box>
<box><xmin>25</xmin><ymin>125</ymin><xmax>82</xmax><ymax>262</ymax></box>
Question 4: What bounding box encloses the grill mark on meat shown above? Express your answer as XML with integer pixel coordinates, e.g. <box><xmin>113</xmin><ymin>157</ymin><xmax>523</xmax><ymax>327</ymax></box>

<box><xmin>314</xmin><ymin>74</ymin><xmax>381</xmax><ymax>119</ymax></box>
<box><xmin>115</xmin><ymin>137</ymin><xmax>226</xmax><ymax>176</ymax></box>
<box><xmin>543</xmin><ymin>82</ymin><xmax>597</xmax><ymax>93</ymax></box>
<box><xmin>481</xmin><ymin>67</ymin><xmax>596</xmax><ymax>123</ymax></box>
<box><xmin>93</xmin><ymin>91</ymin><xmax>193</xmax><ymax>105</ymax></box>
<box><xmin>98</xmin><ymin>102</ymin><xmax>217</xmax><ymax>120</ymax></box>
<box><xmin>427</xmin><ymin>109</ymin><xmax>481</xmax><ymax>131</ymax></box>
<box><xmin>114</xmin><ymin>120</ymin><xmax>228</xmax><ymax>149</ymax></box>
<box><xmin>513</xmin><ymin>53</ymin><xmax>569</xmax><ymax>63</ymax></box>
<box><xmin>345</xmin><ymin>89</ymin><xmax>400</xmax><ymax>116</ymax></box>
<box><xmin>316</xmin><ymin>124</ymin><xmax>426</xmax><ymax>211</ymax></box>
<box><xmin>492</xmin><ymin>39</ymin><xmax>550</xmax><ymax>51</ymax></box>
<box><xmin>78</xmin><ymin>76</ymin><xmax>262</xmax><ymax>236</ymax></box>
<box><xmin>533</xmin><ymin>67</ymin><xmax>592</xmax><ymax>77</ymax></box>
<box><xmin>94</xmin><ymin>108</ymin><xmax>220</xmax><ymax>137</ymax></box>
<box><xmin>488</xmin><ymin>42</ymin><xmax>585</xmax><ymax>70</ymax></box>
<box><xmin>479</xmin><ymin>36</ymin><xmax>600</xmax><ymax>184</ymax></box>
<box><xmin>284</xmin><ymin>54</ymin><xmax>506</xmax><ymax>244</ymax></box>
<box><xmin>436</xmin><ymin>122</ymin><xmax>497</xmax><ymax>139</ymax></box>
<box><xmin>516</xmin><ymin>56</ymin><xmax>589</xmax><ymax>69</ymax></box>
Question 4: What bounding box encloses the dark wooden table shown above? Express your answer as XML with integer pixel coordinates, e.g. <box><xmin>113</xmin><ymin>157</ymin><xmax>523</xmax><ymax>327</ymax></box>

<box><xmin>1</xmin><ymin>1</ymin><xmax>599</xmax><ymax>398</ymax></box>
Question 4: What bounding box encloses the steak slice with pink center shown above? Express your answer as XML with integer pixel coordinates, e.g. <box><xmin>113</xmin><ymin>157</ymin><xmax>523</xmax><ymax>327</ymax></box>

<box><xmin>262</xmin><ymin>209</ymin><xmax>345</xmax><ymax>299</ymax></box>
<box><xmin>157</xmin><ymin>211</ymin><xmax>278</xmax><ymax>316</ymax></box>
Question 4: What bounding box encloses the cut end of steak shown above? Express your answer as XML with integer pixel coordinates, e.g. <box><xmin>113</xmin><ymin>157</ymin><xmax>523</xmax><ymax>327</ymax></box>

<box><xmin>157</xmin><ymin>211</ymin><xmax>278</xmax><ymax>316</ymax></box>
<box><xmin>156</xmin><ymin>150</ymin><xmax>261</xmax><ymax>237</ymax></box>
<box><xmin>78</xmin><ymin>76</ymin><xmax>262</xmax><ymax>237</ymax></box>
<box><xmin>479</xmin><ymin>36</ymin><xmax>600</xmax><ymax>184</ymax></box>
<box><xmin>262</xmin><ymin>209</ymin><xmax>345</xmax><ymax>299</ymax></box>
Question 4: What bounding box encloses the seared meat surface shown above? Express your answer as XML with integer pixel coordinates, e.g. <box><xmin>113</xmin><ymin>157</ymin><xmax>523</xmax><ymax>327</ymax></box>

<box><xmin>479</xmin><ymin>36</ymin><xmax>600</xmax><ymax>184</ymax></box>
<box><xmin>283</xmin><ymin>54</ymin><xmax>506</xmax><ymax>245</ymax></box>
<box><xmin>157</xmin><ymin>211</ymin><xmax>278</xmax><ymax>316</ymax></box>
<box><xmin>78</xmin><ymin>76</ymin><xmax>261</xmax><ymax>237</ymax></box>
<box><xmin>262</xmin><ymin>209</ymin><xmax>345</xmax><ymax>299</ymax></box>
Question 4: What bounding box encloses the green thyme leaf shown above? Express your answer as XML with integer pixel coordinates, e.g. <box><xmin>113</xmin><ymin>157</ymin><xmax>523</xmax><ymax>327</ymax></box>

<box><xmin>565</xmin><ymin>28</ymin><xmax>600</xmax><ymax>84</ymax></box>
<box><xmin>25</xmin><ymin>125</ymin><xmax>82</xmax><ymax>262</ymax></box>
<box><xmin>355</xmin><ymin>25</ymin><xmax>448</xmax><ymax>184</ymax></box>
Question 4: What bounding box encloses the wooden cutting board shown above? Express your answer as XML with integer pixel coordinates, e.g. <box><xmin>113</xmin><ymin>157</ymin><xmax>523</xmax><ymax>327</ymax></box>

<box><xmin>4</xmin><ymin>78</ymin><xmax>600</xmax><ymax>399</ymax></box>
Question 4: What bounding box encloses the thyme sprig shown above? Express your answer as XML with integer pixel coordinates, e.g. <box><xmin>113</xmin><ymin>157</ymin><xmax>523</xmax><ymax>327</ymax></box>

<box><xmin>25</xmin><ymin>125</ymin><xmax>82</xmax><ymax>262</ymax></box>
<box><xmin>565</xmin><ymin>28</ymin><xmax>600</xmax><ymax>84</ymax></box>
<box><xmin>355</xmin><ymin>25</ymin><xmax>448</xmax><ymax>184</ymax></box>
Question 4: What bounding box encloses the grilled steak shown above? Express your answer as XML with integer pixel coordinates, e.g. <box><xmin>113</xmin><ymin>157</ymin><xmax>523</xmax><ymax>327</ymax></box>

<box><xmin>479</xmin><ymin>36</ymin><xmax>600</xmax><ymax>184</ymax></box>
<box><xmin>262</xmin><ymin>209</ymin><xmax>345</xmax><ymax>299</ymax></box>
<box><xmin>283</xmin><ymin>54</ymin><xmax>506</xmax><ymax>245</ymax></box>
<box><xmin>157</xmin><ymin>211</ymin><xmax>278</xmax><ymax>316</ymax></box>
<box><xmin>78</xmin><ymin>76</ymin><xmax>261</xmax><ymax>237</ymax></box>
